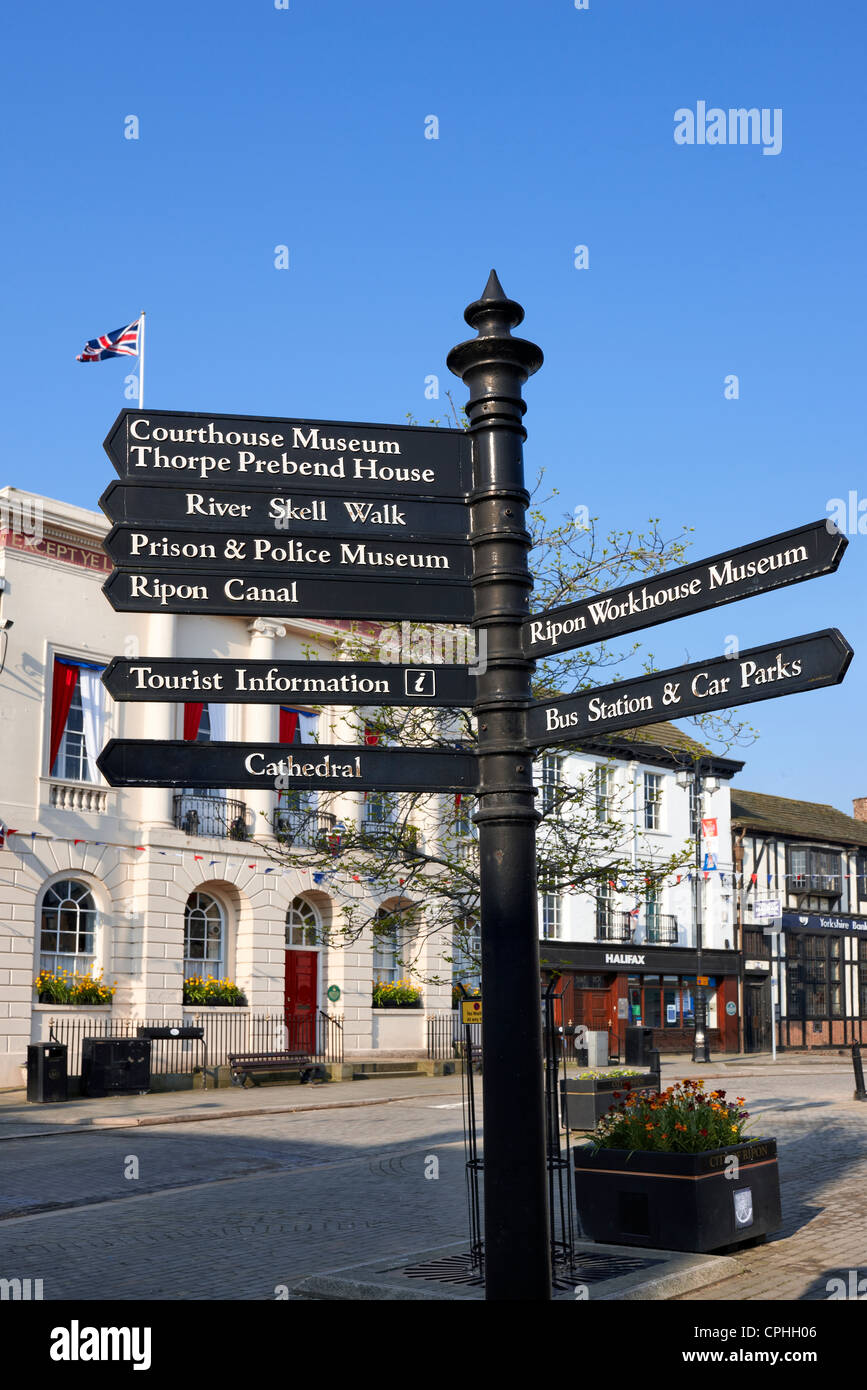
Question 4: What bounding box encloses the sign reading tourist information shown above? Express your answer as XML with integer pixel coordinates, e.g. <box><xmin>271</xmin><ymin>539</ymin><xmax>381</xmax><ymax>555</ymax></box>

<box><xmin>101</xmin><ymin>658</ymin><xmax>477</xmax><ymax>707</ymax></box>
<box><xmin>102</xmin><ymin>569</ymin><xmax>473</xmax><ymax>622</ymax></box>
<box><xmin>104</xmin><ymin>410</ymin><xmax>470</xmax><ymax>498</ymax></box>
<box><xmin>523</xmin><ymin>521</ymin><xmax>847</xmax><ymax>660</ymax></box>
<box><xmin>99</xmin><ymin>481</ymin><xmax>470</xmax><ymax>541</ymax></box>
<box><xmin>526</xmin><ymin>629</ymin><xmax>852</xmax><ymax>746</ymax></box>
<box><xmin>96</xmin><ymin>741</ymin><xmax>478</xmax><ymax>792</ymax></box>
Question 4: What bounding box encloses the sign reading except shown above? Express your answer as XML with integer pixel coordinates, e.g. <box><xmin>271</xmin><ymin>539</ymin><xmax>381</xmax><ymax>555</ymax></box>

<box><xmin>102</xmin><ymin>568</ymin><xmax>474</xmax><ymax>622</ymax></box>
<box><xmin>101</xmin><ymin>658</ymin><xmax>477</xmax><ymax>707</ymax></box>
<box><xmin>96</xmin><ymin>741</ymin><xmax>479</xmax><ymax>791</ymax></box>
<box><xmin>104</xmin><ymin>410</ymin><xmax>470</xmax><ymax>499</ymax></box>
<box><xmin>527</xmin><ymin>629</ymin><xmax>852</xmax><ymax>746</ymax></box>
<box><xmin>99</xmin><ymin>480</ymin><xmax>470</xmax><ymax>541</ymax></box>
<box><xmin>523</xmin><ymin>520</ymin><xmax>847</xmax><ymax>659</ymax></box>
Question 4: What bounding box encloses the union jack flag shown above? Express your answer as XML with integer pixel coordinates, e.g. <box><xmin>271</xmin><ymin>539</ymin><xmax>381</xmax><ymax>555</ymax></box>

<box><xmin>76</xmin><ymin>316</ymin><xmax>141</xmax><ymax>362</ymax></box>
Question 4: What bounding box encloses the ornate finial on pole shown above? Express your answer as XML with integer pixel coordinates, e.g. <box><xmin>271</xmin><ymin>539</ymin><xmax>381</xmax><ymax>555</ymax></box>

<box><xmin>448</xmin><ymin>277</ymin><xmax>551</xmax><ymax>1301</ymax></box>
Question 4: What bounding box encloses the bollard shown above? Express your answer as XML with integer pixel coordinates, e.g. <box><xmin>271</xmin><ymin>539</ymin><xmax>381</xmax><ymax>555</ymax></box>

<box><xmin>648</xmin><ymin>1048</ymin><xmax>661</xmax><ymax>1089</ymax></box>
<box><xmin>853</xmin><ymin>1042</ymin><xmax>867</xmax><ymax>1101</ymax></box>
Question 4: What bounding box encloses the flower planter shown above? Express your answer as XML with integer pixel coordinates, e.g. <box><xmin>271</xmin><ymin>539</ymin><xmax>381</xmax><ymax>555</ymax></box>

<box><xmin>573</xmin><ymin>1137</ymin><xmax>782</xmax><ymax>1253</ymax></box>
<box><xmin>560</xmin><ymin>1073</ymin><xmax>660</xmax><ymax>1131</ymax></box>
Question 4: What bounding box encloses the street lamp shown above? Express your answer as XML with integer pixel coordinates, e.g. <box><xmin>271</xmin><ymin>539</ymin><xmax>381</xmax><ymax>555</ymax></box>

<box><xmin>675</xmin><ymin>760</ymin><xmax>718</xmax><ymax>1064</ymax></box>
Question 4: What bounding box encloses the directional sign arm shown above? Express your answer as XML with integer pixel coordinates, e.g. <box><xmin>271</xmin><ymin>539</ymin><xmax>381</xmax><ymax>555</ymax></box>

<box><xmin>526</xmin><ymin>629</ymin><xmax>853</xmax><ymax>748</ymax></box>
<box><xmin>523</xmin><ymin>520</ymin><xmax>848</xmax><ymax>659</ymax></box>
<box><xmin>101</xmin><ymin>657</ymin><xmax>477</xmax><ymax>706</ymax></box>
<box><xmin>96</xmin><ymin>741</ymin><xmax>479</xmax><ymax>791</ymax></box>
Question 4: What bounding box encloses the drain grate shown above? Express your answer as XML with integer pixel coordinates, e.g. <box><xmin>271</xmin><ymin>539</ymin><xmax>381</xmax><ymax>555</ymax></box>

<box><xmin>401</xmin><ymin>1249</ymin><xmax>663</xmax><ymax>1287</ymax></box>
<box><xmin>402</xmin><ymin>1253</ymin><xmax>484</xmax><ymax>1285</ymax></box>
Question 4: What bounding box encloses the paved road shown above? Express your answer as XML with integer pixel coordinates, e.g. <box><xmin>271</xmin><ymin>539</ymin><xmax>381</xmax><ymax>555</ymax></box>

<box><xmin>0</xmin><ymin>1061</ymin><xmax>864</xmax><ymax>1300</ymax></box>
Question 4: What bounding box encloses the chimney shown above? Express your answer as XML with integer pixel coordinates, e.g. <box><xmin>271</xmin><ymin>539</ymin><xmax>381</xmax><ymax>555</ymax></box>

<box><xmin>853</xmin><ymin>798</ymin><xmax>867</xmax><ymax>822</ymax></box>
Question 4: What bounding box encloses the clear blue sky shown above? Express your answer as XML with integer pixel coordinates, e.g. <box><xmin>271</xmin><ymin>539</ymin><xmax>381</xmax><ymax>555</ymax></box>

<box><xmin>2</xmin><ymin>1</ymin><xmax>864</xmax><ymax>812</ymax></box>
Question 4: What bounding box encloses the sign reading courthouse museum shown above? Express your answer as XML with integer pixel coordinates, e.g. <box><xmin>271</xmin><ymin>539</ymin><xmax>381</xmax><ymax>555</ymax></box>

<box><xmin>104</xmin><ymin>410</ymin><xmax>470</xmax><ymax>499</ymax></box>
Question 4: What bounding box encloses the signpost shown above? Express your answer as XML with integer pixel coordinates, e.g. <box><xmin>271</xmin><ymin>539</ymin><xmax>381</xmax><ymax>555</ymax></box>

<box><xmin>526</xmin><ymin>630</ymin><xmax>853</xmax><ymax>747</ymax></box>
<box><xmin>101</xmin><ymin>657</ymin><xmax>477</xmax><ymax>707</ymax></box>
<box><xmin>94</xmin><ymin>274</ymin><xmax>854</xmax><ymax>1303</ymax></box>
<box><xmin>96</xmin><ymin>741</ymin><xmax>478</xmax><ymax>792</ymax></box>
<box><xmin>523</xmin><ymin>519</ymin><xmax>847</xmax><ymax>660</ymax></box>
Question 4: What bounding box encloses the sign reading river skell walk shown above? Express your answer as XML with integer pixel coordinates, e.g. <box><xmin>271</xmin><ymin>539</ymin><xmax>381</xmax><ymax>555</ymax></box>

<box><xmin>523</xmin><ymin>519</ymin><xmax>847</xmax><ymax>659</ymax></box>
<box><xmin>104</xmin><ymin>409</ymin><xmax>470</xmax><ymax>498</ymax></box>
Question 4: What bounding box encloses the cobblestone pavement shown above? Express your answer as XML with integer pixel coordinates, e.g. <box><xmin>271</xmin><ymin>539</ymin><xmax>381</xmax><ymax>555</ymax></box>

<box><xmin>0</xmin><ymin>1062</ymin><xmax>863</xmax><ymax>1300</ymax></box>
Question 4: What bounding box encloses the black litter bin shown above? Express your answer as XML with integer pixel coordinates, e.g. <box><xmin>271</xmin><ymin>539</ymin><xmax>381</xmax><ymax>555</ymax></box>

<box><xmin>27</xmin><ymin>1043</ymin><xmax>68</xmax><ymax>1103</ymax></box>
<box><xmin>624</xmin><ymin>1026</ymin><xmax>653</xmax><ymax>1066</ymax></box>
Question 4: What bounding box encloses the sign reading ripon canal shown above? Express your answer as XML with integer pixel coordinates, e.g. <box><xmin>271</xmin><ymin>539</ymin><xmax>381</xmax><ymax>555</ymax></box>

<box><xmin>101</xmin><ymin>657</ymin><xmax>477</xmax><ymax>707</ymax></box>
<box><xmin>523</xmin><ymin>519</ymin><xmax>847</xmax><ymax>659</ymax></box>
<box><xmin>102</xmin><ymin>567</ymin><xmax>474</xmax><ymax>622</ymax></box>
<box><xmin>96</xmin><ymin>741</ymin><xmax>478</xmax><ymax>792</ymax></box>
<box><xmin>527</xmin><ymin>628</ymin><xmax>853</xmax><ymax>746</ymax></box>
<box><xmin>104</xmin><ymin>410</ymin><xmax>470</xmax><ymax>499</ymax></box>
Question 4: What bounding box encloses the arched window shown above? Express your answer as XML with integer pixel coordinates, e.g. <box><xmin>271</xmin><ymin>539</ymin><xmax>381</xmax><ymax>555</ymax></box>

<box><xmin>286</xmin><ymin>896</ymin><xmax>320</xmax><ymax>947</ymax></box>
<box><xmin>40</xmin><ymin>879</ymin><xmax>97</xmax><ymax>975</ymax></box>
<box><xmin>184</xmin><ymin>891</ymin><xmax>224</xmax><ymax>980</ymax></box>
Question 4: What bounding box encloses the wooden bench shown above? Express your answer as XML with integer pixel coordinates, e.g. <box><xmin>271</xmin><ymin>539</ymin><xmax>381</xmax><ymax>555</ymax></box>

<box><xmin>227</xmin><ymin>1050</ymin><xmax>327</xmax><ymax>1087</ymax></box>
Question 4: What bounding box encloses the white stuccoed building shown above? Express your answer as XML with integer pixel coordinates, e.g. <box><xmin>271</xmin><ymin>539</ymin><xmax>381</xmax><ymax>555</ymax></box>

<box><xmin>535</xmin><ymin>724</ymin><xmax>745</xmax><ymax>1055</ymax></box>
<box><xmin>0</xmin><ymin>486</ymin><xmax>454</xmax><ymax>1089</ymax></box>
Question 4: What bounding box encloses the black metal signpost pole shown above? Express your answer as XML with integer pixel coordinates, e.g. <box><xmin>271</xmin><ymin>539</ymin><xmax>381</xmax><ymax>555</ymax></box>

<box><xmin>448</xmin><ymin>273</ymin><xmax>551</xmax><ymax>1300</ymax></box>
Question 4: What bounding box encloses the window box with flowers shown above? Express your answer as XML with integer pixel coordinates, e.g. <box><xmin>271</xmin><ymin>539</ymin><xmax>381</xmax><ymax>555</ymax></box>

<box><xmin>182</xmin><ymin>977</ymin><xmax>248</xmax><ymax>1007</ymax></box>
<box><xmin>372</xmin><ymin>980</ymin><xmax>423</xmax><ymax>1009</ymax></box>
<box><xmin>572</xmin><ymin>1080</ymin><xmax>781</xmax><ymax>1253</ymax></box>
<box><xmin>34</xmin><ymin>971</ymin><xmax>116</xmax><ymax>1006</ymax></box>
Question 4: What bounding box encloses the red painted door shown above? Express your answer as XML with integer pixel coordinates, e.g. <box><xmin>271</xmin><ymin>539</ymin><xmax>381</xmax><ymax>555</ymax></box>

<box><xmin>285</xmin><ymin>950</ymin><xmax>318</xmax><ymax>1053</ymax></box>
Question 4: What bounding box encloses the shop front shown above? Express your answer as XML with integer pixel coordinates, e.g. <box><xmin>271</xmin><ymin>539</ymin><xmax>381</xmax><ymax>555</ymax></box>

<box><xmin>779</xmin><ymin>912</ymin><xmax>867</xmax><ymax>1048</ymax></box>
<box><xmin>540</xmin><ymin>941</ymin><xmax>741</xmax><ymax>1056</ymax></box>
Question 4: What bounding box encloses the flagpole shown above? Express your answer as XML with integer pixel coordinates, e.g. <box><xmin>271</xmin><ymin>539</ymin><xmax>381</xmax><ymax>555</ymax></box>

<box><xmin>138</xmin><ymin>311</ymin><xmax>146</xmax><ymax>409</ymax></box>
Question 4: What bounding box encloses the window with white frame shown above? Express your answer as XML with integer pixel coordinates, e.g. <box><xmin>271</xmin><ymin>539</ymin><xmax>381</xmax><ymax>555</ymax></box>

<box><xmin>643</xmin><ymin>773</ymin><xmax>663</xmax><ymax>830</ymax></box>
<box><xmin>183</xmin><ymin>891</ymin><xmax>225</xmax><ymax>981</ymax></box>
<box><xmin>688</xmin><ymin>780</ymin><xmax>700</xmax><ymax>838</ymax></box>
<box><xmin>595</xmin><ymin>764</ymin><xmax>614</xmax><ymax>822</ymax></box>
<box><xmin>39</xmin><ymin>879</ymin><xmax>96</xmax><ymax>975</ymax></box>
<box><xmin>541</xmin><ymin>891</ymin><xmax>562</xmax><ymax>939</ymax></box>
<box><xmin>595</xmin><ymin>876</ymin><xmax>613</xmax><ymax>930</ymax></box>
<box><xmin>286</xmin><ymin>896</ymin><xmax>320</xmax><ymax>947</ymax></box>
<box><xmin>49</xmin><ymin>658</ymin><xmax>107</xmax><ymax>784</ymax></box>
<box><xmin>452</xmin><ymin>916</ymin><xmax>481</xmax><ymax>990</ymax></box>
<box><xmin>539</xmin><ymin>755</ymin><xmax>564</xmax><ymax>815</ymax></box>
<box><xmin>372</xmin><ymin>905</ymin><xmax>412</xmax><ymax>984</ymax></box>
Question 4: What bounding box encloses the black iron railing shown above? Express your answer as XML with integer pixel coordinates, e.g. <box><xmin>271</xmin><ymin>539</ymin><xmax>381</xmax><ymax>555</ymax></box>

<box><xmin>360</xmin><ymin>819</ymin><xmax>421</xmax><ymax>851</ymax></box>
<box><xmin>646</xmin><ymin>914</ymin><xmax>678</xmax><ymax>945</ymax></box>
<box><xmin>48</xmin><ymin>1008</ymin><xmax>344</xmax><ymax>1075</ymax></box>
<box><xmin>595</xmin><ymin>911</ymin><xmax>635</xmax><ymax>943</ymax></box>
<box><xmin>173</xmin><ymin>794</ymin><xmax>249</xmax><ymax>840</ymax></box>
<box><xmin>426</xmin><ymin>1009</ymin><xmax>481</xmax><ymax>1060</ymax></box>
<box><xmin>273</xmin><ymin>809</ymin><xmax>336</xmax><ymax>848</ymax></box>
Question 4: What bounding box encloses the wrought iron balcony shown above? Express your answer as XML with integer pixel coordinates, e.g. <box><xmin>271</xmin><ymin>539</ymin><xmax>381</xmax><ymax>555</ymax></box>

<box><xmin>645</xmin><ymin>914</ymin><xmax>678</xmax><ymax>945</ymax></box>
<box><xmin>173</xmin><ymin>794</ymin><xmax>249</xmax><ymax>840</ymax></box>
<box><xmin>360</xmin><ymin>819</ymin><xmax>422</xmax><ymax>851</ymax></box>
<box><xmin>595</xmin><ymin>910</ymin><xmax>635</xmax><ymax>943</ymax></box>
<box><xmin>272</xmin><ymin>809</ymin><xmax>337</xmax><ymax>849</ymax></box>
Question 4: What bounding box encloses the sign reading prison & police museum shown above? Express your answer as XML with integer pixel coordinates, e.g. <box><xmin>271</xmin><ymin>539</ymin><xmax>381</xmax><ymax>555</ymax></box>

<box><xmin>523</xmin><ymin>519</ymin><xmax>847</xmax><ymax>660</ymax></box>
<box><xmin>101</xmin><ymin>658</ymin><xmax>477</xmax><ymax>707</ymax></box>
<box><xmin>527</xmin><ymin>628</ymin><xmax>853</xmax><ymax>746</ymax></box>
<box><xmin>96</xmin><ymin>741</ymin><xmax>478</xmax><ymax>792</ymax></box>
<box><xmin>104</xmin><ymin>410</ymin><xmax>470</xmax><ymax>499</ymax></box>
